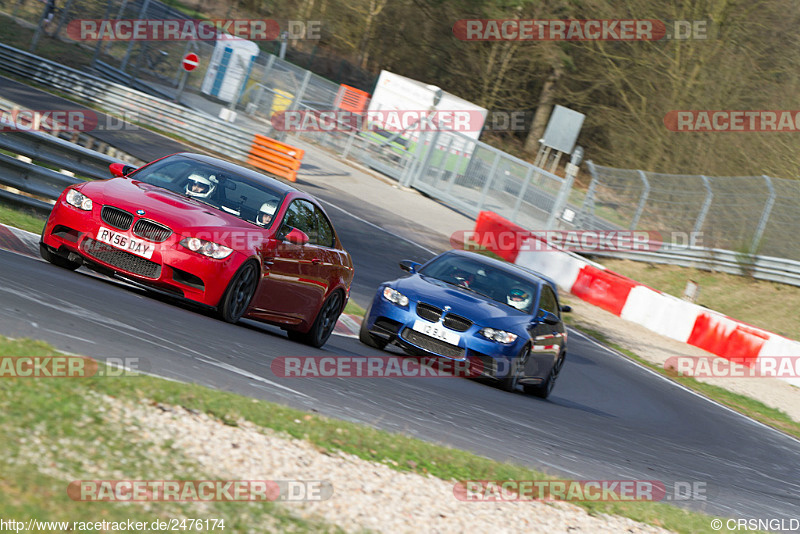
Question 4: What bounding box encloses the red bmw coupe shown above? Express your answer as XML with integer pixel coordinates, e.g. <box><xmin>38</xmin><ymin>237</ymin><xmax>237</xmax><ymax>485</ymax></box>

<box><xmin>40</xmin><ymin>152</ymin><xmax>354</xmax><ymax>348</ymax></box>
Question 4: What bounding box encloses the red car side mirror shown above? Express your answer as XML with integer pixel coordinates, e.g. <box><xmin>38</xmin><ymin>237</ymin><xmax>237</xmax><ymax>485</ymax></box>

<box><xmin>284</xmin><ymin>228</ymin><xmax>309</xmax><ymax>245</ymax></box>
<box><xmin>109</xmin><ymin>163</ymin><xmax>137</xmax><ymax>177</ymax></box>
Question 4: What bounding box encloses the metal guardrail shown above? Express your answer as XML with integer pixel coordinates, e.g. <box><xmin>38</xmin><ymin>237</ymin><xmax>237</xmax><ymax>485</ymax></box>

<box><xmin>0</xmin><ymin>115</ymin><xmax>122</xmax><ymax>214</ymax></box>
<box><xmin>0</xmin><ymin>42</ymin><xmax>255</xmax><ymax>161</ymax></box>
<box><xmin>0</xmin><ymin>151</ymin><xmax>83</xmax><ymax>214</ymax></box>
<box><xmin>0</xmin><ymin>120</ymin><xmax>121</xmax><ymax>181</ymax></box>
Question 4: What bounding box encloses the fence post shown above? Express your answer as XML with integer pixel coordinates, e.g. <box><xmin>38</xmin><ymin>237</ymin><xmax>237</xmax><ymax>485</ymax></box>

<box><xmin>432</xmin><ymin>135</ymin><xmax>454</xmax><ymax>188</ymax></box>
<box><xmin>411</xmin><ymin>126</ymin><xmax>443</xmax><ymax>188</ymax></box>
<box><xmin>121</xmin><ymin>0</ymin><xmax>151</xmax><ymax>72</ymax></box>
<box><xmin>510</xmin><ymin>165</ymin><xmax>535</xmax><ymax>223</ymax></box>
<box><xmin>630</xmin><ymin>170</ymin><xmax>650</xmax><ymax>230</ymax></box>
<box><xmin>576</xmin><ymin>160</ymin><xmax>599</xmax><ymax>228</ymax></box>
<box><xmin>693</xmin><ymin>175</ymin><xmax>713</xmax><ymax>235</ymax></box>
<box><xmin>750</xmin><ymin>175</ymin><xmax>776</xmax><ymax>254</ymax></box>
<box><xmin>276</xmin><ymin>70</ymin><xmax>311</xmax><ymax>141</ymax></box>
<box><xmin>445</xmin><ymin>138</ymin><xmax>472</xmax><ymax>195</ymax></box>
<box><xmin>475</xmin><ymin>151</ymin><xmax>501</xmax><ymax>213</ymax></box>
<box><xmin>546</xmin><ymin>169</ymin><xmax>575</xmax><ymax>229</ymax></box>
<box><xmin>400</xmin><ymin>131</ymin><xmax>428</xmax><ymax>187</ymax></box>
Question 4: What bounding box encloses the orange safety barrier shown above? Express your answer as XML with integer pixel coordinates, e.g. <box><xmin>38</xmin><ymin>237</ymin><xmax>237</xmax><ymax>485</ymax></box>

<box><xmin>335</xmin><ymin>84</ymin><xmax>371</xmax><ymax>113</ymax></box>
<box><xmin>247</xmin><ymin>134</ymin><xmax>305</xmax><ymax>182</ymax></box>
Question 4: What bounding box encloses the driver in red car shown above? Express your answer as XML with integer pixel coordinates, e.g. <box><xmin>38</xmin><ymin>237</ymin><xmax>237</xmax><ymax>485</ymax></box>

<box><xmin>256</xmin><ymin>201</ymin><xmax>277</xmax><ymax>226</ymax></box>
<box><xmin>185</xmin><ymin>173</ymin><xmax>217</xmax><ymax>199</ymax></box>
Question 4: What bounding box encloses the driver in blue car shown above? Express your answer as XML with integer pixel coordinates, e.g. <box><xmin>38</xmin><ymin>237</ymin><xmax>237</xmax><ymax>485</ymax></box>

<box><xmin>507</xmin><ymin>287</ymin><xmax>532</xmax><ymax>311</ymax></box>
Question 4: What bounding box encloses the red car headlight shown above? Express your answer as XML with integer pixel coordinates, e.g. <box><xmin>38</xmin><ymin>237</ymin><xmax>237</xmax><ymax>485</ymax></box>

<box><xmin>65</xmin><ymin>189</ymin><xmax>93</xmax><ymax>211</ymax></box>
<box><xmin>179</xmin><ymin>237</ymin><xmax>233</xmax><ymax>259</ymax></box>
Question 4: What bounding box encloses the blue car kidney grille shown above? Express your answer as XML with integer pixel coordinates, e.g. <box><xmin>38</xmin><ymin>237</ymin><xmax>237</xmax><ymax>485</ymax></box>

<box><xmin>416</xmin><ymin>302</ymin><xmax>442</xmax><ymax>322</ymax></box>
<box><xmin>443</xmin><ymin>313</ymin><xmax>472</xmax><ymax>332</ymax></box>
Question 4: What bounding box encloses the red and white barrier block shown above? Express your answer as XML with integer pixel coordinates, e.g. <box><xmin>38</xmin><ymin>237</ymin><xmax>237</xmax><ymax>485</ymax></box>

<box><xmin>472</xmin><ymin>211</ymin><xmax>800</xmax><ymax>387</ymax></box>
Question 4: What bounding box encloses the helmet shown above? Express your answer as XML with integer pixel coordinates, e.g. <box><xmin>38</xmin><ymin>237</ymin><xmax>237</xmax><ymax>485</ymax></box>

<box><xmin>185</xmin><ymin>173</ymin><xmax>216</xmax><ymax>199</ymax></box>
<box><xmin>452</xmin><ymin>267</ymin><xmax>474</xmax><ymax>288</ymax></box>
<box><xmin>507</xmin><ymin>287</ymin><xmax>532</xmax><ymax>311</ymax></box>
<box><xmin>257</xmin><ymin>201</ymin><xmax>277</xmax><ymax>226</ymax></box>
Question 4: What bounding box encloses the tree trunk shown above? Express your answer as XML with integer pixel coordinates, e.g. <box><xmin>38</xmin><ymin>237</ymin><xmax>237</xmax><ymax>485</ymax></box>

<box><xmin>523</xmin><ymin>60</ymin><xmax>563</xmax><ymax>156</ymax></box>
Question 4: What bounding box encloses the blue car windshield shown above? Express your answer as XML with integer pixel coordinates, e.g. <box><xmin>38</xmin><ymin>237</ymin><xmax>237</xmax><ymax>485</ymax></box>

<box><xmin>419</xmin><ymin>255</ymin><xmax>539</xmax><ymax>314</ymax></box>
<box><xmin>129</xmin><ymin>155</ymin><xmax>285</xmax><ymax>228</ymax></box>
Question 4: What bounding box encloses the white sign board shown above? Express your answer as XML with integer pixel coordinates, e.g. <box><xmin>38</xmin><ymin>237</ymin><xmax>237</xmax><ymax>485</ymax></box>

<box><xmin>368</xmin><ymin>70</ymin><xmax>488</xmax><ymax>142</ymax></box>
<box><xmin>542</xmin><ymin>105</ymin><xmax>585</xmax><ymax>154</ymax></box>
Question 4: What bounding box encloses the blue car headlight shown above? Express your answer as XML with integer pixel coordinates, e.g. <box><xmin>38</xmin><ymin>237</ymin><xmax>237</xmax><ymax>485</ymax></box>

<box><xmin>383</xmin><ymin>287</ymin><xmax>409</xmax><ymax>307</ymax></box>
<box><xmin>479</xmin><ymin>328</ymin><xmax>518</xmax><ymax>344</ymax></box>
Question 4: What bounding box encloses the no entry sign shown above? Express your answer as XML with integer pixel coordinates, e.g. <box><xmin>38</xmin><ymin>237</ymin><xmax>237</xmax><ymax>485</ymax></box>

<box><xmin>182</xmin><ymin>53</ymin><xmax>199</xmax><ymax>71</ymax></box>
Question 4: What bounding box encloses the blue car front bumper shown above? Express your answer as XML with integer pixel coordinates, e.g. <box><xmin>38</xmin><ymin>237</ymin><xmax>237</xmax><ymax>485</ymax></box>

<box><xmin>363</xmin><ymin>291</ymin><xmax>524</xmax><ymax>379</ymax></box>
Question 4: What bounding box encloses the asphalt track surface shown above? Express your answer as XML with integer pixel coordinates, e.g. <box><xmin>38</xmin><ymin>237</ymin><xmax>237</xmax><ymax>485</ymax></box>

<box><xmin>1</xmin><ymin>77</ymin><xmax>800</xmax><ymax>526</ymax></box>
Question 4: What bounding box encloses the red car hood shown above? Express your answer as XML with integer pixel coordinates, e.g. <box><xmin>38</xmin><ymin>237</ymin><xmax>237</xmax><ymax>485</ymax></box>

<box><xmin>81</xmin><ymin>178</ymin><xmax>266</xmax><ymax>243</ymax></box>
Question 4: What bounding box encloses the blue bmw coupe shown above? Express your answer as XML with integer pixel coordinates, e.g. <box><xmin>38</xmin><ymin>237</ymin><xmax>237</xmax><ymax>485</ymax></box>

<box><xmin>359</xmin><ymin>249</ymin><xmax>570</xmax><ymax>398</ymax></box>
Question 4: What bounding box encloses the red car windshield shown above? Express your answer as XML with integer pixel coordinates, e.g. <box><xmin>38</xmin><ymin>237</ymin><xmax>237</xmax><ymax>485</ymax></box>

<box><xmin>129</xmin><ymin>155</ymin><xmax>286</xmax><ymax>228</ymax></box>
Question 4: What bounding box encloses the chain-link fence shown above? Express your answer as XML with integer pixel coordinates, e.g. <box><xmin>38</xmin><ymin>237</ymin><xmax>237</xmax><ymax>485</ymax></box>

<box><xmin>575</xmin><ymin>162</ymin><xmax>800</xmax><ymax>261</ymax></box>
<box><xmin>283</xmin><ymin>108</ymin><xmax>570</xmax><ymax>229</ymax></box>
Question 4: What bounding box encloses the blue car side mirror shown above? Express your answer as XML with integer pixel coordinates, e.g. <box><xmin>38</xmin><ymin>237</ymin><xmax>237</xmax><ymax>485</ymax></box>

<box><xmin>399</xmin><ymin>260</ymin><xmax>420</xmax><ymax>274</ymax></box>
<box><xmin>533</xmin><ymin>310</ymin><xmax>560</xmax><ymax>325</ymax></box>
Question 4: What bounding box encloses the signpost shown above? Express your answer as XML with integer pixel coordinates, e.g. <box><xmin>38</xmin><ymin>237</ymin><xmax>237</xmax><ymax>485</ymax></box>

<box><xmin>175</xmin><ymin>53</ymin><xmax>199</xmax><ymax>103</ymax></box>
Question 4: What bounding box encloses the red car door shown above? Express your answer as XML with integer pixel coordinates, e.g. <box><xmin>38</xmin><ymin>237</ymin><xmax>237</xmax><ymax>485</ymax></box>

<box><xmin>250</xmin><ymin>198</ymin><xmax>325</xmax><ymax>326</ymax></box>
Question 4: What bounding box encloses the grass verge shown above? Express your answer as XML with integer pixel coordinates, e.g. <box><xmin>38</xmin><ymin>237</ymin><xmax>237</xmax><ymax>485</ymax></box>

<box><xmin>0</xmin><ymin>335</ymin><xmax>743</xmax><ymax>533</ymax></box>
<box><xmin>0</xmin><ymin>201</ymin><xmax>46</xmax><ymax>234</ymax></box>
<box><xmin>0</xmin><ymin>337</ymin><xmax>341</xmax><ymax>532</ymax></box>
<box><xmin>343</xmin><ymin>299</ymin><xmax>366</xmax><ymax>317</ymax></box>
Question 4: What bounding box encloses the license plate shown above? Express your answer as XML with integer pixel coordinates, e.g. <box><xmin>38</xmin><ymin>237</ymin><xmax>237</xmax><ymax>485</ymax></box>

<box><xmin>96</xmin><ymin>226</ymin><xmax>156</xmax><ymax>259</ymax></box>
<box><xmin>412</xmin><ymin>319</ymin><xmax>461</xmax><ymax>346</ymax></box>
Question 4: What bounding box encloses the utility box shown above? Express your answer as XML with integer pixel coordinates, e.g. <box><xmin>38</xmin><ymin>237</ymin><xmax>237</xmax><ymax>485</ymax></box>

<box><xmin>201</xmin><ymin>36</ymin><xmax>260</xmax><ymax>103</ymax></box>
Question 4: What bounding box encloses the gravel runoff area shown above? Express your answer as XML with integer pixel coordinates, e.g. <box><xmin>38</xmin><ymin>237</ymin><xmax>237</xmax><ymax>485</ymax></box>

<box><xmin>562</xmin><ymin>294</ymin><xmax>800</xmax><ymax>423</ymax></box>
<box><xmin>94</xmin><ymin>393</ymin><xmax>672</xmax><ymax>534</ymax></box>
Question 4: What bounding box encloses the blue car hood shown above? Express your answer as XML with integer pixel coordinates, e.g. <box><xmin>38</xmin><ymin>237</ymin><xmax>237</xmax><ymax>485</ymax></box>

<box><xmin>392</xmin><ymin>274</ymin><xmax>531</xmax><ymax>328</ymax></box>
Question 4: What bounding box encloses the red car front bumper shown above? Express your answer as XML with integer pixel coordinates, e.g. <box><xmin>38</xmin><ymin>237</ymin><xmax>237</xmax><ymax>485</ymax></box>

<box><xmin>42</xmin><ymin>195</ymin><xmax>246</xmax><ymax>307</ymax></box>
